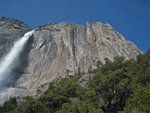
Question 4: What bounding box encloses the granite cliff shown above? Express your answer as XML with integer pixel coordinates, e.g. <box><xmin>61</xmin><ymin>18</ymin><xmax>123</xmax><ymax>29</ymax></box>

<box><xmin>0</xmin><ymin>17</ymin><xmax>143</xmax><ymax>102</ymax></box>
<box><xmin>0</xmin><ymin>17</ymin><xmax>31</xmax><ymax>57</ymax></box>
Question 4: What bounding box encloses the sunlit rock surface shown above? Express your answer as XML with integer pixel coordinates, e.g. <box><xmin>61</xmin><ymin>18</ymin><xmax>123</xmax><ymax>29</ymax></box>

<box><xmin>16</xmin><ymin>22</ymin><xmax>142</xmax><ymax>97</ymax></box>
<box><xmin>0</xmin><ymin>18</ymin><xmax>143</xmax><ymax>103</ymax></box>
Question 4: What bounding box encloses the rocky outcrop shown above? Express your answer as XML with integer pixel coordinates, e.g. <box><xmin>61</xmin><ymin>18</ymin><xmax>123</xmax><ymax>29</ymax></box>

<box><xmin>78</xmin><ymin>74</ymin><xmax>93</xmax><ymax>88</ymax></box>
<box><xmin>0</xmin><ymin>18</ymin><xmax>143</xmax><ymax>101</ymax></box>
<box><xmin>0</xmin><ymin>17</ymin><xmax>31</xmax><ymax>58</ymax></box>
<box><xmin>0</xmin><ymin>17</ymin><xmax>32</xmax><ymax>104</ymax></box>
<box><xmin>15</xmin><ymin>22</ymin><xmax>142</xmax><ymax>97</ymax></box>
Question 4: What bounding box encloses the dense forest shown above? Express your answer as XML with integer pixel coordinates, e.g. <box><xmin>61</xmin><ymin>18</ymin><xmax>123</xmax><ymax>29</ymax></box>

<box><xmin>0</xmin><ymin>49</ymin><xmax>150</xmax><ymax>113</ymax></box>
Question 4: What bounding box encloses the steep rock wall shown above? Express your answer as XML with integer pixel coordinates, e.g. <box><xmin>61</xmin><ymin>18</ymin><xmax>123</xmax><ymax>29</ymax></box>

<box><xmin>15</xmin><ymin>22</ymin><xmax>142</xmax><ymax>96</ymax></box>
<box><xmin>0</xmin><ymin>17</ymin><xmax>32</xmax><ymax>58</ymax></box>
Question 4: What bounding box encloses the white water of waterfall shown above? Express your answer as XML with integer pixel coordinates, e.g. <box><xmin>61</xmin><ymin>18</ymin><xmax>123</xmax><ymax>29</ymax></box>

<box><xmin>0</xmin><ymin>30</ymin><xmax>34</xmax><ymax>104</ymax></box>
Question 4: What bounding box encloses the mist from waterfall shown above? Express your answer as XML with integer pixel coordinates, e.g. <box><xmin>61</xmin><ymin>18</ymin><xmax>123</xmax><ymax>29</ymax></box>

<box><xmin>0</xmin><ymin>30</ymin><xmax>34</xmax><ymax>91</ymax></box>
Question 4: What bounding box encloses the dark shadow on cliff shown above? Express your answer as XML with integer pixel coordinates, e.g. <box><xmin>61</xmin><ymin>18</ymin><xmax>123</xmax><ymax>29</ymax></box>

<box><xmin>8</xmin><ymin>35</ymin><xmax>34</xmax><ymax>88</ymax></box>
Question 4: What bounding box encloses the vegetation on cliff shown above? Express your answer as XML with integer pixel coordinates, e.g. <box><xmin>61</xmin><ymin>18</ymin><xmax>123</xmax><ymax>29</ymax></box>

<box><xmin>0</xmin><ymin>49</ymin><xmax>150</xmax><ymax>113</ymax></box>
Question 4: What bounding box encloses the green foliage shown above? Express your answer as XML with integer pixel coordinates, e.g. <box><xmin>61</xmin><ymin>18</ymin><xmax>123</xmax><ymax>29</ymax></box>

<box><xmin>38</xmin><ymin>74</ymin><xmax>86</xmax><ymax>112</ymax></box>
<box><xmin>0</xmin><ymin>98</ymin><xmax>17</xmax><ymax>113</ymax></box>
<box><xmin>14</xmin><ymin>96</ymin><xmax>47</xmax><ymax>113</ymax></box>
<box><xmin>88</xmin><ymin>50</ymin><xmax>150</xmax><ymax>113</ymax></box>
<box><xmin>56</xmin><ymin>100</ymin><xmax>103</xmax><ymax>113</ymax></box>
<box><xmin>122</xmin><ymin>84</ymin><xmax>150</xmax><ymax>113</ymax></box>
<box><xmin>0</xmin><ymin>49</ymin><xmax>149</xmax><ymax>113</ymax></box>
<box><xmin>88</xmin><ymin>56</ymin><xmax>133</xmax><ymax>113</ymax></box>
<box><xmin>119</xmin><ymin>50</ymin><xmax>150</xmax><ymax>113</ymax></box>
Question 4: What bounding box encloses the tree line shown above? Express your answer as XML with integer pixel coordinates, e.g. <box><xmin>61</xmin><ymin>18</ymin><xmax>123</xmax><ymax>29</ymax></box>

<box><xmin>0</xmin><ymin>49</ymin><xmax>150</xmax><ymax>113</ymax></box>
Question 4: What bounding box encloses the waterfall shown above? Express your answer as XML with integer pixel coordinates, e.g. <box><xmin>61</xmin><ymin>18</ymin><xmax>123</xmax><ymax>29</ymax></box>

<box><xmin>0</xmin><ymin>30</ymin><xmax>34</xmax><ymax>92</ymax></box>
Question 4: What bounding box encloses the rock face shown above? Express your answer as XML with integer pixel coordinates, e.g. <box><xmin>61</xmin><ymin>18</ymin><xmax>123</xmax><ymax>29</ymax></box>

<box><xmin>0</xmin><ymin>17</ymin><xmax>32</xmax><ymax>58</ymax></box>
<box><xmin>0</xmin><ymin>17</ymin><xmax>32</xmax><ymax>104</ymax></box>
<box><xmin>15</xmin><ymin>22</ymin><xmax>142</xmax><ymax>97</ymax></box>
<box><xmin>0</xmin><ymin>18</ymin><xmax>143</xmax><ymax>100</ymax></box>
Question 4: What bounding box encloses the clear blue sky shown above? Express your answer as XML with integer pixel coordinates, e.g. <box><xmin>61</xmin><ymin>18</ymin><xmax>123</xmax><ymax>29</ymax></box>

<box><xmin>0</xmin><ymin>0</ymin><xmax>150</xmax><ymax>52</ymax></box>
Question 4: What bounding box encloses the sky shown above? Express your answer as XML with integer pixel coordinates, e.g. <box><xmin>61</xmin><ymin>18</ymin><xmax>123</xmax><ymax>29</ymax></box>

<box><xmin>0</xmin><ymin>0</ymin><xmax>150</xmax><ymax>53</ymax></box>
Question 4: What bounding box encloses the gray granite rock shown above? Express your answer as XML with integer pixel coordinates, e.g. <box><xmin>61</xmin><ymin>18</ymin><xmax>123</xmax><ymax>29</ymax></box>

<box><xmin>0</xmin><ymin>17</ymin><xmax>32</xmax><ymax>104</ymax></box>
<box><xmin>0</xmin><ymin>18</ymin><xmax>143</xmax><ymax>101</ymax></box>
<box><xmin>0</xmin><ymin>17</ymin><xmax>32</xmax><ymax>58</ymax></box>
<box><xmin>15</xmin><ymin>22</ymin><xmax>142</xmax><ymax>97</ymax></box>
<box><xmin>78</xmin><ymin>74</ymin><xmax>93</xmax><ymax>88</ymax></box>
